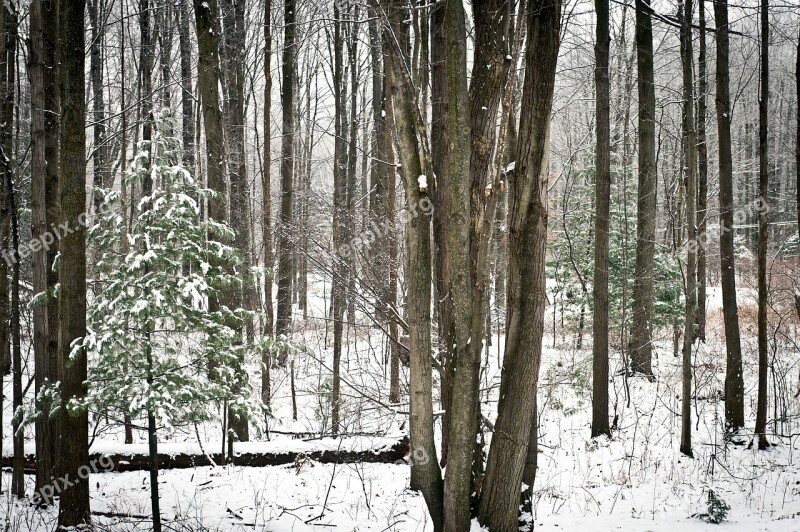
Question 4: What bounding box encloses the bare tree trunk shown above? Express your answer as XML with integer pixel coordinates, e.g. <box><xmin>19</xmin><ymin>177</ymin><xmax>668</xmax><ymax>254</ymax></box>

<box><xmin>478</xmin><ymin>0</ymin><xmax>561</xmax><ymax>528</ymax></box>
<box><xmin>331</xmin><ymin>0</ymin><xmax>346</xmax><ymax>435</ymax></box>
<box><xmin>383</xmin><ymin>0</ymin><xmax>443</xmax><ymax>526</ymax></box>
<box><xmin>429</xmin><ymin>1</ymin><xmax>453</xmax><ymax>465</ymax></box>
<box><xmin>262</xmin><ymin>0</ymin><xmax>273</xmax><ymax>407</ymax></box>
<box><xmin>275</xmin><ymin>0</ymin><xmax>296</xmax><ymax>354</ymax></box>
<box><xmin>679</xmin><ymin>0</ymin><xmax>697</xmax><ymax>458</ymax></box>
<box><xmin>755</xmin><ymin>0</ymin><xmax>769</xmax><ymax>451</ymax></box>
<box><xmin>3</xmin><ymin>3</ymin><xmax>22</xmax><ymax>497</ymax></box>
<box><xmin>179</xmin><ymin>0</ymin><xmax>194</xmax><ymax>168</ymax></box>
<box><xmin>591</xmin><ymin>0</ymin><xmax>611</xmax><ymax>439</ymax></box>
<box><xmin>696</xmin><ymin>0</ymin><xmax>708</xmax><ymax>342</ymax></box>
<box><xmin>57</xmin><ymin>0</ymin><xmax>91</xmax><ymax>526</ymax></box>
<box><xmin>795</xmin><ymin>24</ymin><xmax>799</xmax><ymax>321</ymax></box>
<box><xmin>88</xmin><ymin>0</ymin><xmax>109</xmax><ymax>214</ymax></box>
<box><xmin>714</xmin><ymin>0</ymin><xmax>745</xmax><ymax>430</ymax></box>
<box><xmin>630</xmin><ymin>0</ymin><xmax>657</xmax><ymax>378</ymax></box>
<box><xmin>28</xmin><ymin>0</ymin><xmax>60</xmax><ymax>500</ymax></box>
<box><xmin>220</xmin><ymin>0</ymin><xmax>251</xmax><ymax>444</ymax></box>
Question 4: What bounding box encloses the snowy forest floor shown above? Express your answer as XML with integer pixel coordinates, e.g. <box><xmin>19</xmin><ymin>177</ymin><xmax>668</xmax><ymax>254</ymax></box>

<box><xmin>2</xmin><ymin>278</ymin><xmax>800</xmax><ymax>531</ymax></box>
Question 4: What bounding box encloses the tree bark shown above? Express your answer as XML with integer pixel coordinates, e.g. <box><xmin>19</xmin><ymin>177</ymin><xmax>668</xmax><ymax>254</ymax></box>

<box><xmin>262</xmin><ymin>0</ymin><xmax>273</xmax><ymax>407</ymax></box>
<box><xmin>383</xmin><ymin>0</ymin><xmax>443</xmax><ymax>527</ymax></box>
<box><xmin>331</xmin><ymin>0</ymin><xmax>346</xmax><ymax>435</ymax></box>
<box><xmin>275</xmin><ymin>0</ymin><xmax>296</xmax><ymax>350</ymax></box>
<box><xmin>478</xmin><ymin>0</ymin><xmax>561</xmax><ymax>528</ymax></box>
<box><xmin>630</xmin><ymin>0</ymin><xmax>658</xmax><ymax>378</ymax></box>
<box><xmin>696</xmin><ymin>0</ymin><xmax>708</xmax><ymax>342</ymax></box>
<box><xmin>88</xmin><ymin>0</ymin><xmax>109</xmax><ymax>214</ymax></box>
<box><xmin>220</xmin><ymin>0</ymin><xmax>251</xmax><ymax>444</ymax></box>
<box><xmin>179</xmin><ymin>0</ymin><xmax>195</xmax><ymax>168</ymax></box>
<box><xmin>591</xmin><ymin>0</ymin><xmax>611</xmax><ymax>439</ymax></box>
<box><xmin>28</xmin><ymin>0</ymin><xmax>60</xmax><ymax>501</ymax></box>
<box><xmin>57</xmin><ymin>0</ymin><xmax>91</xmax><ymax>526</ymax></box>
<box><xmin>714</xmin><ymin>0</ymin><xmax>745</xmax><ymax>430</ymax></box>
<box><xmin>679</xmin><ymin>0</ymin><xmax>697</xmax><ymax>458</ymax></box>
<box><xmin>755</xmin><ymin>0</ymin><xmax>769</xmax><ymax>451</ymax></box>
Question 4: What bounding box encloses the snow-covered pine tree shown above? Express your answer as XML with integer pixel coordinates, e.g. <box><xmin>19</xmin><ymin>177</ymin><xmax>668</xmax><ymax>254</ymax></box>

<box><xmin>82</xmin><ymin>118</ymin><xmax>262</xmax><ymax>524</ymax></box>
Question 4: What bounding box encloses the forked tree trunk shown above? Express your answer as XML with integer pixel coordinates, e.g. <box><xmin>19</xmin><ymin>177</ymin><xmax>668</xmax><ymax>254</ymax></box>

<box><xmin>630</xmin><ymin>0</ymin><xmax>658</xmax><ymax>378</ymax></box>
<box><xmin>714</xmin><ymin>0</ymin><xmax>745</xmax><ymax>430</ymax></box>
<box><xmin>57</xmin><ymin>0</ymin><xmax>91</xmax><ymax>526</ymax></box>
<box><xmin>478</xmin><ymin>0</ymin><xmax>561</xmax><ymax>528</ymax></box>
<box><xmin>383</xmin><ymin>0</ymin><xmax>443</xmax><ymax>527</ymax></box>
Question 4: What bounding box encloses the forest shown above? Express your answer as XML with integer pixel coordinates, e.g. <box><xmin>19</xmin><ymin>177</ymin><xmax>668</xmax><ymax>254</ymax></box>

<box><xmin>0</xmin><ymin>0</ymin><xmax>798</xmax><ymax>530</ymax></box>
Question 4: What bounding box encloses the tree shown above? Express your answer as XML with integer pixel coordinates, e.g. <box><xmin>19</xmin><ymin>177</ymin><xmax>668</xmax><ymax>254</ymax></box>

<box><xmin>28</xmin><ymin>0</ymin><xmax>61</xmax><ymax>501</ymax></box>
<box><xmin>754</xmin><ymin>0</ymin><xmax>769</xmax><ymax>451</ymax></box>
<box><xmin>630</xmin><ymin>0</ymin><xmax>658</xmax><ymax>378</ymax></box>
<box><xmin>57</xmin><ymin>0</ymin><xmax>91</xmax><ymax>526</ymax></box>
<box><xmin>714</xmin><ymin>0</ymin><xmax>745</xmax><ymax>431</ymax></box>
<box><xmin>275</xmin><ymin>0</ymin><xmax>296</xmax><ymax>353</ymax></box>
<box><xmin>478</xmin><ymin>0</ymin><xmax>561</xmax><ymax>528</ymax></box>
<box><xmin>262</xmin><ymin>0</ymin><xmax>273</xmax><ymax>407</ymax></box>
<box><xmin>382</xmin><ymin>0</ymin><xmax>443</xmax><ymax>526</ymax></box>
<box><xmin>696</xmin><ymin>0</ymin><xmax>709</xmax><ymax>341</ymax></box>
<box><xmin>88</xmin><ymin>0</ymin><xmax>110</xmax><ymax>213</ymax></box>
<box><xmin>331</xmin><ymin>0</ymin><xmax>346</xmax><ymax>434</ymax></box>
<box><xmin>1</xmin><ymin>0</ymin><xmax>22</xmax><ymax>498</ymax></box>
<box><xmin>178</xmin><ymin>0</ymin><xmax>195</xmax><ymax>169</ymax></box>
<box><xmin>591</xmin><ymin>0</ymin><xmax>611</xmax><ymax>439</ymax></box>
<box><xmin>220</xmin><ymin>0</ymin><xmax>251</xmax><ymax>444</ymax></box>
<box><xmin>679</xmin><ymin>0</ymin><xmax>698</xmax><ymax>458</ymax></box>
<box><xmin>85</xmin><ymin>126</ymin><xmax>257</xmax><ymax>532</ymax></box>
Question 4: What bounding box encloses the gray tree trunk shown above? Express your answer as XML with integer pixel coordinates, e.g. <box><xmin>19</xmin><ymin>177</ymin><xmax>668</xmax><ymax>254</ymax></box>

<box><xmin>478</xmin><ymin>0</ymin><xmax>561</xmax><ymax>528</ymax></box>
<box><xmin>630</xmin><ymin>0</ymin><xmax>658</xmax><ymax>378</ymax></box>
<box><xmin>57</xmin><ymin>0</ymin><xmax>91</xmax><ymax>525</ymax></box>
<box><xmin>591</xmin><ymin>0</ymin><xmax>611</xmax><ymax>439</ymax></box>
<box><xmin>714</xmin><ymin>0</ymin><xmax>745</xmax><ymax>430</ymax></box>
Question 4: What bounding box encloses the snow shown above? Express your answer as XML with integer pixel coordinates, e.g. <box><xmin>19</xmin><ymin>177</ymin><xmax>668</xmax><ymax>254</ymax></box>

<box><xmin>418</xmin><ymin>175</ymin><xmax>428</xmax><ymax>191</ymax></box>
<box><xmin>3</xmin><ymin>278</ymin><xmax>800</xmax><ymax>531</ymax></box>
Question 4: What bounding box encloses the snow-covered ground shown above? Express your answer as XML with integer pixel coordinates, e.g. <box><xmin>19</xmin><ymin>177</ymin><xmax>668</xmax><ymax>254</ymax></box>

<box><xmin>2</xmin><ymin>276</ymin><xmax>799</xmax><ymax>531</ymax></box>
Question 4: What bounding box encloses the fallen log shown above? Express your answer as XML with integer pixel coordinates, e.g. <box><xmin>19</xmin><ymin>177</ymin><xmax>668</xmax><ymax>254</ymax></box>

<box><xmin>4</xmin><ymin>435</ymin><xmax>410</xmax><ymax>473</ymax></box>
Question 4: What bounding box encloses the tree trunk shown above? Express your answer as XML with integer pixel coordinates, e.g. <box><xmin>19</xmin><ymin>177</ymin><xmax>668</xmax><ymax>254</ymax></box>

<box><xmin>261</xmin><ymin>0</ymin><xmax>273</xmax><ymax>407</ymax></box>
<box><xmin>275</xmin><ymin>0</ymin><xmax>296</xmax><ymax>352</ymax></box>
<box><xmin>88</xmin><ymin>0</ymin><xmax>109</xmax><ymax>214</ymax></box>
<box><xmin>679</xmin><ymin>0</ymin><xmax>697</xmax><ymax>458</ymax></box>
<box><xmin>755</xmin><ymin>0</ymin><xmax>769</xmax><ymax>451</ymax></box>
<box><xmin>714</xmin><ymin>0</ymin><xmax>745</xmax><ymax>430</ymax></box>
<box><xmin>630</xmin><ymin>0</ymin><xmax>658</xmax><ymax>378</ymax></box>
<box><xmin>429</xmin><ymin>0</ymin><xmax>453</xmax><ymax>465</ymax></box>
<box><xmin>28</xmin><ymin>0</ymin><xmax>60</xmax><ymax>501</ymax></box>
<box><xmin>3</xmin><ymin>2</ymin><xmax>22</xmax><ymax>497</ymax></box>
<box><xmin>179</xmin><ymin>0</ymin><xmax>194</xmax><ymax>168</ymax></box>
<box><xmin>220</xmin><ymin>0</ymin><xmax>251</xmax><ymax>444</ymax></box>
<box><xmin>57</xmin><ymin>0</ymin><xmax>91</xmax><ymax>526</ymax></box>
<box><xmin>383</xmin><ymin>0</ymin><xmax>443</xmax><ymax>527</ymax></box>
<box><xmin>696</xmin><ymin>0</ymin><xmax>708</xmax><ymax>342</ymax></box>
<box><xmin>591</xmin><ymin>0</ymin><xmax>611</xmax><ymax>439</ymax></box>
<box><xmin>478</xmin><ymin>0</ymin><xmax>561</xmax><ymax>528</ymax></box>
<box><xmin>331</xmin><ymin>0</ymin><xmax>346</xmax><ymax>435</ymax></box>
